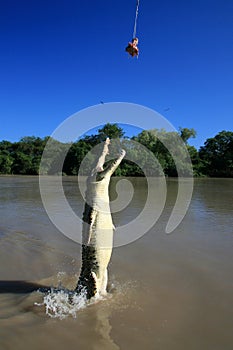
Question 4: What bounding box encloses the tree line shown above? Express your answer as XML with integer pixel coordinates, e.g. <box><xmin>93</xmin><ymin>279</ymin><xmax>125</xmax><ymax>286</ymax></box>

<box><xmin>0</xmin><ymin>124</ymin><xmax>232</xmax><ymax>177</ymax></box>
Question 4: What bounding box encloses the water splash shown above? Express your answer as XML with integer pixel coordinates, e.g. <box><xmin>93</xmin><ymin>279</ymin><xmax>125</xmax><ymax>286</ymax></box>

<box><xmin>34</xmin><ymin>274</ymin><xmax>137</xmax><ymax>320</ymax></box>
<box><xmin>35</xmin><ymin>285</ymin><xmax>109</xmax><ymax>320</ymax></box>
<box><xmin>35</xmin><ymin>287</ymin><xmax>87</xmax><ymax>320</ymax></box>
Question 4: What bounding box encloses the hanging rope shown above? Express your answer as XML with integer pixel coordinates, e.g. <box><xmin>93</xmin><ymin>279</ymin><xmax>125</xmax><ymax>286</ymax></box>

<box><xmin>125</xmin><ymin>0</ymin><xmax>140</xmax><ymax>57</ymax></box>
<box><xmin>133</xmin><ymin>0</ymin><xmax>140</xmax><ymax>38</ymax></box>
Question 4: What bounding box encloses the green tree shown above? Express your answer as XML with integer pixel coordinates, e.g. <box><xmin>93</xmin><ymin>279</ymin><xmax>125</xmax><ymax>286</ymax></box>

<box><xmin>199</xmin><ymin>130</ymin><xmax>233</xmax><ymax>177</ymax></box>
<box><xmin>0</xmin><ymin>141</ymin><xmax>14</xmax><ymax>174</ymax></box>
<box><xmin>63</xmin><ymin>124</ymin><xmax>126</xmax><ymax>175</ymax></box>
<box><xmin>187</xmin><ymin>145</ymin><xmax>203</xmax><ymax>177</ymax></box>
<box><xmin>39</xmin><ymin>137</ymin><xmax>70</xmax><ymax>175</ymax></box>
<box><xmin>2</xmin><ymin>126</ymin><xmax>232</xmax><ymax>178</ymax></box>
<box><xmin>133</xmin><ymin>129</ymin><xmax>193</xmax><ymax>177</ymax></box>
<box><xmin>0</xmin><ymin>151</ymin><xmax>13</xmax><ymax>174</ymax></box>
<box><xmin>179</xmin><ymin>127</ymin><xmax>196</xmax><ymax>144</ymax></box>
<box><xmin>98</xmin><ymin>123</ymin><xmax>125</xmax><ymax>140</ymax></box>
<box><xmin>11</xmin><ymin>151</ymin><xmax>33</xmax><ymax>174</ymax></box>
<box><xmin>11</xmin><ymin>136</ymin><xmax>49</xmax><ymax>174</ymax></box>
<box><xmin>63</xmin><ymin>140</ymin><xmax>92</xmax><ymax>175</ymax></box>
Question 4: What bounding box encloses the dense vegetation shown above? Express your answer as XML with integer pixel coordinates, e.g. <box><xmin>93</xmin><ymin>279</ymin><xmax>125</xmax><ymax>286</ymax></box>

<box><xmin>0</xmin><ymin>124</ymin><xmax>232</xmax><ymax>177</ymax></box>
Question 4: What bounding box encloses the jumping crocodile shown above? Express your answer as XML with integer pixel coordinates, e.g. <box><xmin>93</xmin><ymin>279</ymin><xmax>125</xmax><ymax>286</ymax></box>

<box><xmin>75</xmin><ymin>138</ymin><xmax>126</xmax><ymax>299</ymax></box>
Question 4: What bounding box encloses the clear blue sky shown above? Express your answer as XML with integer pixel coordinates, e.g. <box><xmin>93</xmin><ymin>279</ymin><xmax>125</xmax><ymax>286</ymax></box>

<box><xmin>0</xmin><ymin>0</ymin><xmax>232</xmax><ymax>149</ymax></box>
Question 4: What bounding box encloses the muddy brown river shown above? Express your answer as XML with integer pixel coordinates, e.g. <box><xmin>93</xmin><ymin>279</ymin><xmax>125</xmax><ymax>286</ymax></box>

<box><xmin>0</xmin><ymin>176</ymin><xmax>233</xmax><ymax>350</ymax></box>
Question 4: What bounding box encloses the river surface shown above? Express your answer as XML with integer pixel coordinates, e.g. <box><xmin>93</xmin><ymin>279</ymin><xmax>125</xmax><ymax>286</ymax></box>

<box><xmin>0</xmin><ymin>176</ymin><xmax>233</xmax><ymax>350</ymax></box>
